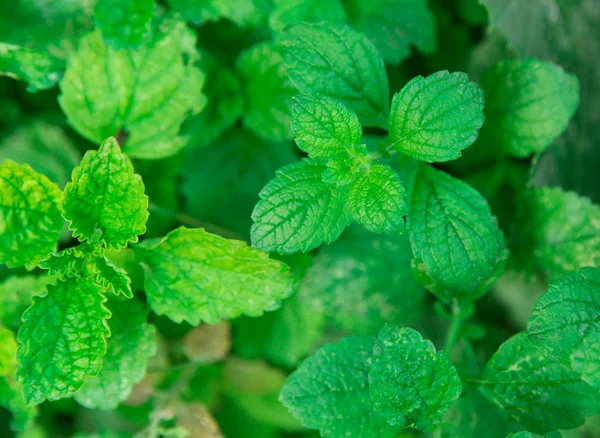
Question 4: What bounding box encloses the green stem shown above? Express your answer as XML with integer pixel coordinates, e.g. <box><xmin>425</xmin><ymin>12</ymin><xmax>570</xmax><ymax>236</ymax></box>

<box><xmin>443</xmin><ymin>302</ymin><xmax>465</xmax><ymax>357</ymax></box>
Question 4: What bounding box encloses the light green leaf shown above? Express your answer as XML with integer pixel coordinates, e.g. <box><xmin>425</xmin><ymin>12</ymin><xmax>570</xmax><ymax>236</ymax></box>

<box><xmin>0</xmin><ymin>121</ymin><xmax>81</xmax><ymax>188</ymax></box>
<box><xmin>92</xmin><ymin>256</ymin><xmax>133</xmax><ymax>298</ymax></box>
<box><xmin>269</xmin><ymin>0</ymin><xmax>346</xmax><ymax>30</ymax></box>
<box><xmin>236</xmin><ymin>42</ymin><xmax>296</xmax><ymax>141</ymax></box>
<box><xmin>75</xmin><ymin>299</ymin><xmax>155</xmax><ymax>410</ymax></box>
<box><xmin>0</xmin><ymin>42</ymin><xmax>63</xmax><ymax>92</ymax></box>
<box><xmin>0</xmin><ymin>276</ymin><xmax>51</xmax><ymax>332</ymax></box>
<box><xmin>134</xmin><ymin>226</ymin><xmax>293</xmax><ymax>325</ymax></box>
<box><xmin>291</xmin><ymin>94</ymin><xmax>362</xmax><ymax>160</ymax></box>
<box><xmin>251</xmin><ymin>159</ymin><xmax>350</xmax><ymax>254</ymax></box>
<box><xmin>280</xmin><ymin>336</ymin><xmax>398</xmax><ymax>438</ymax></box>
<box><xmin>165</xmin><ymin>0</ymin><xmax>269</xmax><ymax>27</ymax></box>
<box><xmin>480</xmin><ymin>58</ymin><xmax>579</xmax><ymax>158</ymax></box>
<box><xmin>409</xmin><ymin>165</ymin><xmax>508</xmax><ymax>303</ymax></box>
<box><xmin>300</xmin><ymin>229</ymin><xmax>425</xmax><ymax>335</ymax></box>
<box><xmin>278</xmin><ymin>23</ymin><xmax>390</xmax><ymax>129</ymax></box>
<box><xmin>16</xmin><ymin>278</ymin><xmax>111</xmax><ymax>405</ymax></box>
<box><xmin>94</xmin><ymin>0</ymin><xmax>154</xmax><ymax>48</ymax></box>
<box><xmin>511</xmin><ymin>187</ymin><xmax>600</xmax><ymax>280</ymax></box>
<box><xmin>345</xmin><ymin>0</ymin><xmax>436</xmax><ymax>64</ymax></box>
<box><xmin>0</xmin><ymin>325</ymin><xmax>17</xmax><ymax>377</ymax></box>
<box><xmin>369</xmin><ymin>325</ymin><xmax>462</xmax><ymax>432</ymax></box>
<box><xmin>321</xmin><ymin>144</ymin><xmax>372</xmax><ymax>187</ymax></box>
<box><xmin>527</xmin><ymin>267</ymin><xmax>600</xmax><ymax>354</ymax></box>
<box><xmin>346</xmin><ymin>164</ymin><xmax>407</xmax><ymax>234</ymax></box>
<box><xmin>389</xmin><ymin>71</ymin><xmax>484</xmax><ymax>163</ymax></box>
<box><xmin>572</xmin><ymin>329</ymin><xmax>600</xmax><ymax>388</ymax></box>
<box><xmin>59</xmin><ymin>18</ymin><xmax>206</xmax><ymax>159</ymax></box>
<box><xmin>0</xmin><ymin>161</ymin><xmax>63</xmax><ymax>269</ymax></box>
<box><xmin>62</xmin><ymin>137</ymin><xmax>149</xmax><ymax>249</ymax></box>
<box><xmin>480</xmin><ymin>333</ymin><xmax>600</xmax><ymax>434</ymax></box>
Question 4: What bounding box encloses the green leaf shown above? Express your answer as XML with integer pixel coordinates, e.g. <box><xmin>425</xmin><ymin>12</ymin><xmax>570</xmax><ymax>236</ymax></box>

<box><xmin>0</xmin><ymin>161</ymin><xmax>63</xmax><ymax>269</ymax></box>
<box><xmin>345</xmin><ymin>0</ymin><xmax>437</xmax><ymax>64</ymax></box>
<box><xmin>0</xmin><ymin>325</ymin><xmax>17</xmax><ymax>377</ymax></box>
<box><xmin>389</xmin><ymin>71</ymin><xmax>484</xmax><ymax>163</ymax></box>
<box><xmin>278</xmin><ymin>23</ymin><xmax>390</xmax><ymax>129</ymax></box>
<box><xmin>134</xmin><ymin>226</ymin><xmax>293</xmax><ymax>325</ymax></box>
<box><xmin>300</xmin><ymin>229</ymin><xmax>425</xmax><ymax>335</ymax></box>
<box><xmin>165</xmin><ymin>0</ymin><xmax>269</xmax><ymax>27</ymax></box>
<box><xmin>251</xmin><ymin>159</ymin><xmax>350</xmax><ymax>254</ymax></box>
<box><xmin>346</xmin><ymin>164</ymin><xmax>407</xmax><ymax>234</ymax></box>
<box><xmin>290</xmin><ymin>94</ymin><xmax>362</xmax><ymax>160</ymax></box>
<box><xmin>511</xmin><ymin>187</ymin><xmax>600</xmax><ymax>280</ymax></box>
<box><xmin>236</xmin><ymin>42</ymin><xmax>296</xmax><ymax>141</ymax></box>
<box><xmin>16</xmin><ymin>278</ymin><xmax>111</xmax><ymax>405</ymax></box>
<box><xmin>94</xmin><ymin>0</ymin><xmax>154</xmax><ymax>49</ymax></box>
<box><xmin>75</xmin><ymin>299</ymin><xmax>155</xmax><ymax>410</ymax></box>
<box><xmin>527</xmin><ymin>267</ymin><xmax>600</xmax><ymax>354</ymax></box>
<box><xmin>62</xmin><ymin>137</ymin><xmax>149</xmax><ymax>249</ymax></box>
<box><xmin>180</xmin><ymin>54</ymin><xmax>243</xmax><ymax>149</ymax></box>
<box><xmin>0</xmin><ymin>121</ymin><xmax>81</xmax><ymax>188</ymax></box>
<box><xmin>409</xmin><ymin>165</ymin><xmax>507</xmax><ymax>303</ymax></box>
<box><xmin>59</xmin><ymin>18</ymin><xmax>206</xmax><ymax>159</ymax></box>
<box><xmin>0</xmin><ymin>43</ymin><xmax>63</xmax><ymax>92</ymax></box>
<box><xmin>269</xmin><ymin>0</ymin><xmax>347</xmax><ymax>31</ymax></box>
<box><xmin>572</xmin><ymin>329</ymin><xmax>600</xmax><ymax>388</ymax></box>
<box><xmin>0</xmin><ymin>275</ymin><xmax>51</xmax><ymax>332</ymax></box>
<box><xmin>369</xmin><ymin>325</ymin><xmax>462</xmax><ymax>432</ymax></box>
<box><xmin>480</xmin><ymin>333</ymin><xmax>600</xmax><ymax>434</ymax></box>
<box><xmin>92</xmin><ymin>256</ymin><xmax>133</xmax><ymax>298</ymax></box>
<box><xmin>480</xmin><ymin>58</ymin><xmax>579</xmax><ymax>158</ymax></box>
<box><xmin>280</xmin><ymin>336</ymin><xmax>398</xmax><ymax>438</ymax></box>
<box><xmin>0</xmin><ymin>377</ymin><xmax>37</xmax><ymax>432</ymax></box>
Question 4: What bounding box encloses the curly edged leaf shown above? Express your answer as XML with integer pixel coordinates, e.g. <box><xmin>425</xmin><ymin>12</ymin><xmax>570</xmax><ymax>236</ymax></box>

<box><xmin>345</xmin><ymin>0</ymin><xmax>437</xmax><ymax>64</ymax></box>
<box><xmin>280</xmin><ymin>336</ymin><xmax>397</xmax><ymax>438</ymax></box>
<box><xmin>278</xmin><ymin>23</ymin><xmax>390</xmax><ymax>129</ymax></box>
<box><xmin>92</xmin><ymin>256</ymin><xmax>133</xmax><ymax>298</ymax></box>
<box><xmin>59</xmin><ymin>17</ymin><xmax>206</xmax><ymax>159</ymax></box>
<box><xmin>62</xmin><ymin>137</ymin><xmax>149</xmax><ymax>250</ymax></box>
<box><xmin>480</xmin><ymin>333</ymin><xmax>600</xmax><ymax>434</ymax></box>
<box><xmin>480</xmin><ymin>57</ymin><xmax>579</xmax><ymax>158</ymax></box>
<box><xmin>346</xmin><ymin>164</ymin><xmax>407</xmax><ymax>234</ymax></box>
<box><xmin>369</xmin><ymin>325</ymin><xmax>462</xmax><ymax>432</ymax></box>
<box><xmin>291</xmin><ymin>94</ymin><xmax>362</xmax><ymax>160</ymax></box>
<box><xmin>409</xmin><ymin>165</ymin><xmax>508</xmax><ymax>303</ymax></box>
<box><xmin>16</xmin><ymin>278</ymin><xmax>111</xmax><ymax>405</ymax></box>
<box><xmin>75</xmin><ymin>298</ymin><xmax>155</xmax><ymax>410</ymax></box>
<box><xmin>389</xmin><ymin>71</ymin><xmax>484</xmax><ymax>163</ymax></box>
<box><xmin>0</xmin><ymin>43</ymin><xmax>64</xmax><ymax>92</ymax></box>
<box><xmin>134</xmin><ymin>226</ymin><xmax>293</xmax><ymax>325</ymax></box>
<box><xmin>0</xmin><ymin>161</ymin><xmax>63</xmax><ymax>269</ymax></box>
<box><xmin>94</xmin><ymin>0</ymin><xmax>154</xmax><ymax>49</ymax></box>
<box><xmin>251</xmin><ymin>159</ymin><xmax>351</xmax><ymax>254</ymax></box>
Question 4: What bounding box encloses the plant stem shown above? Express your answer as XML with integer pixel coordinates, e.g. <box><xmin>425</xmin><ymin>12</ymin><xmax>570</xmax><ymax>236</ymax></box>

<box><xmin>443</xmin><ymin>301</ymin><xmax>464</xmax><ymax>357</ymax></box>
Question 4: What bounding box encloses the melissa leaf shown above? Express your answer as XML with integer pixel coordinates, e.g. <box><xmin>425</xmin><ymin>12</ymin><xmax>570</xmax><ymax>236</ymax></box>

<box><xmin>0</xmin><ymin>43</ymin><xmax>63</xmax><ymax>92</ymax></box>
<box><xmin>0</xmin><ymin>161</ymin><xmax>63</xmax><ymax>269</ymax></box>
<box><xmin>134</xmin><ymin>227</ymin><xmax>293</xmax><ymax>325</ymax></box>
<box><xmin>16</xmin><ymin>278</ymin><xmax>111</xmax><ymax>405</ymax></box>
<box><xmin>269</xmin><ymin>0</ymin><xmax>346</xmax><ymax>30</ymax></box>
<box><xmin>389</xmin><ymin>71</ymin><xmax>484</xmax><ymax>163</ymax></box>
<box><xmin>278</xmin><ymin>23</ymin><xmax>390</xmax><ymax>129</ymax></box>
<box><xmin>62</xmin><ymin>137</ymin><xmax>149</xmax><ymax>250</ymax></box>
<box><xmin>251</xmin><ymin>159</ymin><xmax>350</xmax><ymax>254</ymax></box>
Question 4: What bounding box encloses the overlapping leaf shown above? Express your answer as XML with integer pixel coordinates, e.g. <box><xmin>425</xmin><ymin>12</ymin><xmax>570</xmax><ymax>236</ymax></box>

<box><xmin>0</xmin><ymin>42</ymin><xmax>63</xmax><ymax>92</ymax></box>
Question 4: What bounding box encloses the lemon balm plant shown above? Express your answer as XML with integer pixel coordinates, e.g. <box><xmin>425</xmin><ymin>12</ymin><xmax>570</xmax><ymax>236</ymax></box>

<box><xmin>0</xmin><ymin>0</ymin><xmax>599</xmax><ymax>437</ymax></box>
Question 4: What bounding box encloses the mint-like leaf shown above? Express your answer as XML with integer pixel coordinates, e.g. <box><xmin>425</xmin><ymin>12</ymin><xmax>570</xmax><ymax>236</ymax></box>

<box><xmin>0</xmin><ymin>43</ymin><xmax>63</xmax><ymax>92</ymax></box>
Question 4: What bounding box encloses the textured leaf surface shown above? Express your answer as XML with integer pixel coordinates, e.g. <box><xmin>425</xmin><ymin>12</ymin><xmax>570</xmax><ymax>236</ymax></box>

<box><xmin>0</xmin><ymin>42</ymin><xmax>63</xmax><ymax>92</ymax></box>
<box><xmin>300</xmin><ymin>230</ymin><xmax>425</xmax><ymax>335</ymax></box>
<box><xmin>409</xmin><ymin>165</ymin><xmax>507</xmax><ymax>303</ymax></box>
<box><xmin>75</xmin><ymin>299</ymin><xmax>155</xmax><ymax>410</ymax></box>
<box><xmin>389</xmin><ymin>71</ymin><xmax>484</xmax><ymax>163</ymax></box>
<box><xmin>369</xmin><ymin>325</ymin><xmax>461</xmax><ymax>432</ymax></box>
<box><xmin>280</xmin><ymin>336</ymin><xmax>398</xmax><ymax>438</ymax></box>
<box><xmin>480</xmin><ymin>58</ymin><xmax>579</xmax><ymax>158</ymax></box>
<box><xmin>345</xmin><ymin>0</ymin><xmax>436</xmax><ymax>64</ymax></box>
<box><xmin>94</xmin><ymin>0</ymin><xmax>154</xmax><ymax>48</ymax></box>
<box><xmin>481</xmin><ymin>333</ymin><xmax>600</xmax><ymax>434</ymax></box>
<box><xmin>59</xmin><ymin>19</ymin><xmax>205</xmax><ymax>159</ymax></box>
<box><xmin>251</xmin><ymin>159</ymin><xmax>350</xmax><ymax>254</ymax></box>
<box><xmin>572</xmin><ymin>329</ymin><xmax>600</xmax><ymax>388</ymax></box>
<box><xmin>511</xmin><ymin>187</ymin><xmax>600</xmax><ymax>280</ymax></box>
<box><xmin>62</xmin><ymin>137</ymin><xmax>149</xmax><ymax>249</ymax></box>
<box><xmin>237</xmin><ymin>42</ymin><xmax>296</xmax><ymax>141</ymax></box>
<box><xmin>16</xmin><ymin>278</ymin><xmax>110</xmax><ymax>405</ymax></box>
<box><xmin>269</xmin><ymin>0</ymin><xmax>346</xmax><ymax>30</ymax></box>
<box><xmin>135</xmin><ymin>227</ymin><xmax>293</xmax><ymax>325</ymax></box>
<box><xmin>346</xmin><ymin>164</ymin><xmax>407</xmax><ymax>234</ymax></box>
<box><xmin>0</xmin><ymin>161</ymin><xmax>63</xmax><ymax>269</ymax></box>
<box><xmin>291</xmin><ymin>94</ymin><xmax>362</xmax><ymax>160</ymax></box>
<box><xmin>92</xmin><ymin>256</ymin><xmax>133</xmax><ymax>298</ymax></box>
<box><xmin>278</xmin><ymin>23</ymin><xmax>390</xmax><ymax>128</ymax></box>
